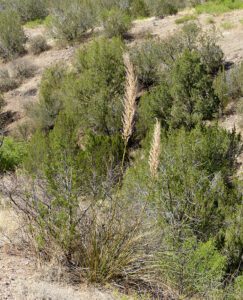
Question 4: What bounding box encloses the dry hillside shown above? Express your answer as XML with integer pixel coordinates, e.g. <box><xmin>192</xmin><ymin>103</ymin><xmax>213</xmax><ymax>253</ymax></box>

<box><xmin>0</xmin><ymin>8</ymin><xmax>243</xmax><ymax>300</ymax></box>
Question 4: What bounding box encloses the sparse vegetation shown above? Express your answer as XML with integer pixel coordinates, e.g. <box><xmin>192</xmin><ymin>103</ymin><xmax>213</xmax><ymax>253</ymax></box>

<box><xmin>0</xmin><ymin>69</ymin><xmax>19</xmax><ymax>93</ymax></box>
<box><xmin>29</xmin><ymin>35</ymin><xmax>49</xmax><ymax>55</ymax></box>
<box><xmin>11</xmin><ymin>58</ymin><xmax>36</xmax><ymax>79</ymax></box>
<box><xmin>196</xmin><ymin>0</ymin><xmax>243</xmax><ymax>14</ymax></box>
<box><xmin>206</xmin><ymin>16</ymin><xmax>215</xmax><ymax>24</ymax></box>
<box><xmin>221</xmin><ymin>21</ymin><xmax>235</xmax><ymax>30</ymax></box>
<box><xmin>175</xmin><ymin>14</ymin><xmax>197</xmax><ymax>24</ymax></box>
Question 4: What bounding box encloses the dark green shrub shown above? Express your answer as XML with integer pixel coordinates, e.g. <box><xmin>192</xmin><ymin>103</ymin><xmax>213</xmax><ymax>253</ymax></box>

<box><xmin>101</xmin><ymin>8</ymin><xmax>132</xmax><ymax>38</ymax></box>
<box><xmin>0</xmin><ymin>10</ymin><xmax>26</xmax><ymax>60</ymax></box>
<box><xmin>213</xmin><ymin>69</ymin><xmax>229</xmax><ymax>113</ymax></box>
<box><xmin>27</xmin><ymin>37</ymin><xmax>125</xmax><ymax>135</ymax></box>
<box><xmin>159</xmin><ymin>238</ymin><xmax>226</xmax><ymax>297</ymax></box>
<box><xmin>224</xmin><ymin>201</ymin><xmax>243</xmax><ymax>270</ymax></box>
<box><xmin>158</xmin><ymin>22</ymin><xmax>200</xmax><ymax>66</ymax></box>
<box><xmin>26</xmin><ymin>64</ymin><xmax>67</xmax><ymax>130</ymax></box>
<box><xmin>0</xmin><ymin>137</ymin><xmax>26</xmax><ymax>172</ymax></box>
<box><xmin>29</xmin><ymin>35</ymin><xmax>49</xmax><ymax>55</ymax></box>
<box><xmin>137</xmin><ymin>49</ymin><xmax>220</xmax><ymax>132</ymax></box>
<box><xmin>79</xmin><ymin>132</ymin><xmax>124</xmax><ymax>195</ymax></box>
<box><xmin>136</xmin><ymin>81</ymin><xmax>173</xmax><ymax>138</ymax></box>
<box><xmin>122</xmin><ymin>125</ymin><xmax>241</xmax><ymax>294</ymax></box>
<box><xmin>233</xmin><ymin>276</ymin><xmax>243</xmax><ymax>298</ymax></box>
<box><xmin>130</xmin><ymin>23</ymin><xmax>222</xmax><ymax>89</ymax></box>
<box><xmin>169</xmin><ymin>49</ymin><xmax>220</xmax><ymax>128</ymax></box>
<box><xmin>67</xmin><ymin>37</ymin><xmax>125</xmax><ymax>135</ymax></box>
<box><xmin>124</xmin><ymin>125</ymin><xmax>241</xmax><ymax>232</ymax></box>
<box><xmin>198</xmin><ymin>30</ymin><xmax>224</xmax><ymax>75</ymax></box>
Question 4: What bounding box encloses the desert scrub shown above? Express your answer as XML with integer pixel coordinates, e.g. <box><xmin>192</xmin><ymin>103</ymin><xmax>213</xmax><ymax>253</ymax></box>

<box><xmin>26</xmin><ymin>64</ymin><xmax>67</xmax><ymax>130</ymax></box>
<box><xmin>71</xmin><ymin>37</ymin><xmax>126</xmax><ymax>135</ymax></box>
<box><xmin>0</xmin><ymin>69</ymin><xmax>19</xmax><ymax>93</ymax></box>
<box><xmin>0</xmin><ymin>59</ymin><xmax>35</xmax><ymax>93</ymax></box>
<box><xmin>3</xmin><ymin>0</ymin><xmax>48</xmax><ymax>23</ymax></box>
<box><xmin>101</xmin><ymin>8</ymin><xmax>132</xmax><ymax>38</ymax></box>
<box><xmin>29</xmin><ymin>35</ymin><xmax>49</xmax><ymax>55</ymax></box>
<box><xmin>3</xmin><ymin>114</ymin><xmax>152</xmax><ymax>285</ymax></box>
<box><xmin>130</xmin><ymin>39</ymin><xmax>163</xmax><ymax>87</ymax></box>
<box><xmin>145</xmin><ymin>0</ymin><xmax>187</xmax><ymax>17</ymax></box>
<box><xmin>0</xmin><ymin>10</ymin><xmax>26</xmax><ymax>61</ymax></box>
<box><xmin>48</xmin><ymin>0</ymin><xmax>96</xmax><ymax>43</ymax></box>
<box><xmin>10</xmin><ymin>58</ymin><xmax>36</xmax><ymax>79</ymax></box>
<box><xmin>137</xmin><ymin>49</ymin><xmax>221</xmax><ymax>133</ymax></box>
<box><xmin>225</xmin><ymin>62</ymin><xmax>243</xmax><ymax>99</ymax></box>
<box><xmin>0</xmin><ymin>137</ymin><xmax>26</xmax><ymax>172</ymax></box>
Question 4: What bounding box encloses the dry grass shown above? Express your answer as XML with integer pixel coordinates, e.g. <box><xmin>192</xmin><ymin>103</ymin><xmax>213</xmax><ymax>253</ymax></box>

<box><xmin>0</xmin><ymin>68</ymin><xmax>19</xmax><ymax>93</ymax></box>
<box><xmin>149</xmin><ymin>119</ymin><xmax>161</xmax><ymax>178</ymax></box>
<box><xmin>221</xmin><ymin>21</ymin><xmax>235</xmax><ymax>30</ymax></box>
<box><xmin>0</xmin><ymin>58</ymin><xmax>36</xmax><ymax>94</ymax></box>
<box><xmin>0</xmin><ymin>208</ymin><xmax>18</xmax><ymax>241</ymax></box>
<box><xmin>29</xmin><ymin>35</ymin><xmax>49</xmax><ymax>55</ymax></box>
<box><xmin>122</xmin><ymin>54</ymin><xmax>138</xmax><ymax>144</ymax></box>
<box><xmin>0</xmin><ymin>173</ymin><xmax>151</xmax><ymax>286</ymax></box>
<box><xmin>10</xmin><ymin>58</ymin><xmax>37</xmax><ymax>80</ymax></box>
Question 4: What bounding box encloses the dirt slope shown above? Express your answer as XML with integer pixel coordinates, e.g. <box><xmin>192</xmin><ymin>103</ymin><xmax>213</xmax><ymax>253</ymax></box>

<box><xmin>0</xmin><ymin>248</ymin><xmax>115</xmax><ymax>300</ymax></box>
<box><xmin>131</xmin><ymin>9</ymin><xmax>243</xmax><ymax>63</ymax></box>
<box><xmin>2</xmin><ymin>26</ymin><xmax>75</xmax><ymax>133</ymax></box>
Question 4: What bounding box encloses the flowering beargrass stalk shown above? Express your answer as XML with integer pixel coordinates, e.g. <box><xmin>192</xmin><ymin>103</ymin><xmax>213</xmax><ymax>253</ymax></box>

<box><xmin>149</xmin><ymin>119</ymin><xmax>161</xmax><ymax>177</ymax></box>
<box><xmin>121</xmin><ymin>54</ymin><xmax>138</xmax><ymax>171</ymax></box>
